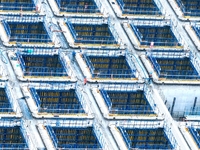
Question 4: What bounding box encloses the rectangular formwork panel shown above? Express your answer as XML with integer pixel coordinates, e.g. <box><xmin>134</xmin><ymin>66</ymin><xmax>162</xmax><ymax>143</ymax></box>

<box><xmin>0</xmin><ymin>87</ymin><xmax>13</xmax><ymax>113</ymax></box>
<box><xmin>148</xmin><ymin>56</ymin><xmax>199</xmax><ymax>79</ymax></box>
<box><xmin>55</xmin><ymin>0</ymin><xmax>100</xmax><ymax>13</ymax></box>
<box><xmin>0</xmin><ymin>126</ymin><xmax>28</xmax><ymax>149</ymax></box>
<box><xmin>175</xmin><ymin>0</ymin><xmax>200</xmax><ymax>17</ymax></box>
<box><xmin>16</xmin><ymin>53</ymin><xmax>68</xmax><ymax>77</ymax></box>
<box><xmin>116</xmin><ymin>0</ymin><xmax>161</xmax><ymax>15</ymax></box>
<box><xmin>100</xmin><ymin>89</ymin><xmax>154</xmax><ymax>114</ymax></box>
<box><xmin>30</xmin><ymin>88</ymin><xmax>85</xmax><ymax>114</ymax></box>
<box><xmin>46</xmin><ymin>126</ymin><xmax>102</xmax><ymax>149</ymax></box>
<box><xmin>130</xmin><ymin>25</ymin><xmax>180</xmax><ymax>47</ymax></box>
<box><xmin>118</xmin><ymin>127</ymin><xmax>174</xmax><ymax>149</ymax></box>
<box><xmin>83</xmin><ymin>55</ymin><xmax>135</xmax><ymax>78</ymax></box>
<box><xmin>3</xmin><ymin>21</ymin><xmax>51</xmax><ymax>43</ymax></box>
<box><xmin>66</xmin><ymin>22</ymin><xmax>117</xmax><ymax>44</ymax></box>
<box><xmin>0</xmin><ymin>0</ymin><xmax>35</xmax><ymax>11</ymax></box>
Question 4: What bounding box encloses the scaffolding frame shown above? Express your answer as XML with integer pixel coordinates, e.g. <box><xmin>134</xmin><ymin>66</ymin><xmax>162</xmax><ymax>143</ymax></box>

<box><xmin>99</xmin><ymin>83</ymin><xmax>156</xmax><ymax>115</ymax></box>
<box><xmin>16</xmin><ymin>51</ymin><xmax>69</xmax><ymax>77</ymax></box>
<box><xmin>176</xmin><ymin>0</ymin><xmax>200</xmax><ymax>17</ymax></box>
<box><xmin>1</xmin><ymin>16</ymin><xmax>59</xmax><ymax>47</ymax></box>
<box><xmin>0</xmin><ymin>0</ymin><xmax>35</xmax><ymax>12</ymax></box>
<box><xmin>0</xmin><ymin>82</ymin><xmax>20</xmax><ymax>114</ymax></box>
<box><xmin>17</xmin><ymin>47</ymin><xmax>59</xmax><ymax>55</ymax></box>
<box><xmin>55</xmin><ymin>0</ymin><xmax>101</xmax><ymax>14</ymax></box>
<box><xmin>28</xmin><ymin>83</ymin><xmax>88</xmax><ymax>114</ymax></box>
<box><xmin>7</xmin><ymin>21</ymin><xmax>51</xmax><ymax>43</ymax></box>
<box><xmin>130</xmin><ymin>19</ymin><xmax>183</xmax><ymax>48</ymax></box>
<box><xmin>147</xmin><ymin>51</ymin><xmax>200</xmax><ymax>79</ymax></box>
<box><xmin>187</xmin><ymin>125</ymin><xmax>200</xmax><ymax>148</ymax></box>
<box><xmin>82</xmin><ymin>52</ymin><xmax>137</xmax><ymax>79</ymax></box>
<box><xmin>44</xmin><ymin>120</ymin><xmax>109</xmax><ymax>149</ymax></box>
<box><xmin>115</xmin><ymin>120</ymin><xmax>177</xmax><ymax>149</ymax></box>
<box><xmin>192</xmin><ymin>24</ymin><xmax>200</xmax><ymax>41</ymax></box>
<box><xmin>116</xmin><ymin>0</ymin><xmax>162</xmax><ymax>16</ymax></box>
<box><xmin>0</xmin><ymin>119</ymin><xmax>30</xmax><ymax>149</ymax></box>
<box><xmin>65</xmin><ymin>18</ymin><xmax>120</xmax><ymax>46</ymax></box>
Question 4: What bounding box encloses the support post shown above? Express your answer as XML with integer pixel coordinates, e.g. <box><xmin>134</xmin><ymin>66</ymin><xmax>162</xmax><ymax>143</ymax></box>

<box><xmin>171</xmin><ymin>97</ymin><xmax>176</xmax><ymax>115</ymax></box>
<box><xmin>192</xmin><ymin>97</ymin><xmax>197</xmax><ymax>112</ymax></box>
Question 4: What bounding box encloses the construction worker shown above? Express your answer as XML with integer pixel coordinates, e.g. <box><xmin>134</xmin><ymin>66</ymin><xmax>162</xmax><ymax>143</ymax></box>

<box><xmin>84</xmin><ymin>77</ymin><xmax>87</xmax><ymax>85</ymax></box>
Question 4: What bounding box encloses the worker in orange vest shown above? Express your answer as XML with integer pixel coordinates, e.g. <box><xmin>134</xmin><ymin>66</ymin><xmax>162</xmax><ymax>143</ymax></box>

<box><xmin>84</xmin><ymin>77</ymin><xmax>87</xmax><ymax>85</ymax></box>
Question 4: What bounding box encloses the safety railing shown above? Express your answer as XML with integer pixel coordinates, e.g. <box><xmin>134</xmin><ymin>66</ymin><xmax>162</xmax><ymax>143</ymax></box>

<box><xmin>176</xmin><ymin>0</ymin><xmax>200</xmax><ymax>17</ymax></box>
<box><xmin>23</xmin><ymin>69</ymin><xmax>68</xmax><ymax>77</ymax></box>
<box><xmin>56</xmin><ymin>0</ymin><xmax>100</xmax><ymax>13</ymax></box>
<box><xmin>188</xmin><ymin>127</ymin><xmax>200</xmax><ymax>148</ymax></box>
<box><xmin>46</xmin><ymin>125</ymin><xmax>102</xmax><ymax>149</ymax></box>
<box><xmin>66</xmin><ymin>19</ymin><xmax>118</xmax><ymax>45</ymax></box>
<box><xmin>4</xmin><ymin>85</ymin><xmax>15</xmax><ymax>112</ymax></box>
<box><xmin>147</xmin><ymin>52</ymin><xmax>200</xmax><ymax>79</ymax></box>
<box><xmin>0</xmin><ymin>0</ymin><xmax>35</xmax><ymax>11</ymax></box>
<box><xmin>130</xmin><ymin>24</ymin><xmax>180</xmax><ymax>47</ymax></box>
<box><xmin>118</xmin><ymin>127</ymin><xmax>175</xmax><ymax>149</ymax></box>
<box><xmin>116</xmin><ymin>0</ymin><xmax>161</xmax><ymax>15</ymax></box>
<box><xmin>1</xmin><ymin>20</ymin><xmax>11</xmax><ymax>38</ymax></box>
<box><xmin>99</xmin><ymin>88</ymin><xmax>155</xmax><ymax>115</ymax></box>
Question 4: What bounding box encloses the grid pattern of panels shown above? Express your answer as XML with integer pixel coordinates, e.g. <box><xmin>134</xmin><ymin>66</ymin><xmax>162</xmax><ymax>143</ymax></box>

<box><xmin>119</xmin><ymin>127</ymin><xmax>173</xmax><ymax>149</ymax></box>
<box><xmin>8</xmin><ymin>22</ymin><xmax>51</xmax><ymax>43</ymax></box>
<box><xmin>30</xmin><ymin>88</ymin><xmax>85</xmax><ymax>114</ymax></box>
<box><xmin>46</xmin><ymin>126</ymin><xmax>102</xmax><ymax>149</ymax></box>
<box><xmin>188</xmin><ymin>127</ymin><xmax>200</xmax><ymax>148</ymax></box>
<box><xmin>100</xmin><ymin>90</ymin><xmax>154</xmax><ymax>114</ymax></box>
<box><xmin>55</xmin><ymin>0</ymin><xmax>100</xmax><ymax>13</ymax></box>
<box><xmin>0</xmin><ymin>0</ymin><xmax>196</xmax><ymax>149</ymax></box>
<box><xmin>131</xmin><ymin>25</ymin><xmax>179</xmax><ymax>46</ymax></box>
<box><xmin>0</xmin><ymin>126</ymin><xmax>27</xmax><ymax>149</ymax></box>
<box><xmin>0</xmin><ymin>0</ymin><xmax>35</xmax><ymax>11</ymax></box>
<box><xmin>83</xmin><ymin>55</ymin><xmax>135</xmax><ymax>78</ymax></box>
<box><xmin>116</xmin><ymin>0</ymin><xmax>161</xmax><ymax>15</ymax></box>
<box><xmin>176</xmin><ymin>0</ymin><xmax>200</xmax><ymax>17</ymax></box>
<box><xmin>67</xmin><ymin>22</ymin><xmax>117</xmax><ymax>44</ymax></box>
<box><xmin>0</xmin><ymin>88</ymin><xmax>13</xmax><ymax>113</ymax></box>
<box><xmin>17</xmin><ymin>54</ymin><xmax>67</xmax><ymax>77</ymax></box>
<box><xmin>149</xmin><ymin>56</ymin><xmax>199</xmax><ymax>79</ymax></box>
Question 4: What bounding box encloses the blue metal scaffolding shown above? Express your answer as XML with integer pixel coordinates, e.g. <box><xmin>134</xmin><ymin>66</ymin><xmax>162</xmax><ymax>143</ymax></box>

<box><xmin>176</xmin><ymin>0</ymin><xmax>200</xmax><ymax>17</ymax></box>
<box><xmin>55</xmin><ymin>0</ymin><xmax>100</xmax><ymax>13</ymax></box>
<box><xmin>148</xmin><ymin>55</ymin><xmax>199</xmax><ymax>79</ymax></box>
<box><xmin>16</xmin><ymin>52</ymin><xmax>68</xmax><ymax>77</ymax></box>
<box><xmin>0</xmin><ymin>126</ymin><xmax>28</xmax><ymax>149</ymax></box>
<box><xmin>119</xmin><ymin>127</ymin><xmax>174</xmax><ymax>149</ymax></box>
<box><xmin>66</xmin><ymin>21</ymin><xmax>117</xmax><ymax>44</ymax></box>
<box><xmin>188</xmin><ymin>127</ymin><xmax>200</xmax><ymax>148</ymax></box>
<box><xmin>131</xmin><ymin>25</ymin><xmax>180</xmax><ymax>47</ymax></box>
<box><xmin>192</xmin><ymin>25</ymin><xmax>200</xmax><ymax>40</ymax></box>
<box><xmin>83</xmin><ymin>55</ymin><xmax>135</xmax><ymax>78</ymax></box>
<box><xmin>2</xmin><ymin>20</ymin><xmax>11</xmax><ymax>39</ymax></box>
<box><xmin>46</xmin><ymin>126</ymin><xmax>102</xmax><ymax>149</ymax></box>
<box><xmin>6</xmin><ymin>22</ymin><xmax>51</xmax><ymax>43</ymax></box>
<box><xmin>0</xmin><ymin>87</ymin><xmax>13</xmax><ymax>113</ymax></box>
<box><xmin>100</xmin><ymin>89</ymin><xmax>154</xmax><ymax>114</ymax></box>
<box><xmin>30</xmin><ymin>88</ymin><xmax>85</xmax><ymax>114</ymax></box>
<box><xmin>116</xmin><ymin>0</ymin><xmax>161</xmax><ymax>15</ymax></box>
<box><xmin>0</xmin><ymin>0</ymin><xmax>35</xmax><ymax>11</ymax></box>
